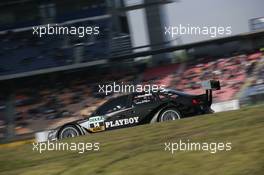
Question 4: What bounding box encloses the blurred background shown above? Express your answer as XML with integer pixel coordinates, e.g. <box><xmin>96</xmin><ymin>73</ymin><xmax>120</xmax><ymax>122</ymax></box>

<box><xmin>0</xmin><ymin>0</ymin><xmax>264</xmax><ymax>143</ymax></box>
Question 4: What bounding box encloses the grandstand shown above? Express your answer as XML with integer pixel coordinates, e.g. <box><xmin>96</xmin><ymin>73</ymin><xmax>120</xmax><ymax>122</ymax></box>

<box><xmin>143</xmin><ymin>53</ymin><xmax>263</xmax><ymax>102</ymax></box>
<box><xmin>0</xmin><ymin>50</ymin><xmax>263</xmax><ymax>139</ymax></box>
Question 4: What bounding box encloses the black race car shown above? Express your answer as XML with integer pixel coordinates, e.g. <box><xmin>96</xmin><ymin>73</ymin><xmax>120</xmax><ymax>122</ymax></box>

<box><xmin>47</xmin><ymin>80</ymin><xmax>220</xmax><ymax>140</ymax></box>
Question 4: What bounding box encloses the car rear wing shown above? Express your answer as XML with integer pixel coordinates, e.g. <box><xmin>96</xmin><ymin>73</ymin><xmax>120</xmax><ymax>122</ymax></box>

<box><xmin>201</xmin><ymin>80</ymin><xmax>221</xmax><ymax>105</ymax></box>
<box><xmin>201</xmin><ymin>80</ymin><xmax>221</xmax><ymax>90</ymax></box>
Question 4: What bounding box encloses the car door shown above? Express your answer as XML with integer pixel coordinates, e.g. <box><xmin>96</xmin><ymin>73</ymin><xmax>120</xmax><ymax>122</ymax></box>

<box><xmin>130</xmin><ymin>92</ymin><xmax>160</xmax><ymax>124</ymax></box>
<box><xmin>95</xmin><ymin>95</ymin><xmax>137</xmax><ymax>130</ymax></box>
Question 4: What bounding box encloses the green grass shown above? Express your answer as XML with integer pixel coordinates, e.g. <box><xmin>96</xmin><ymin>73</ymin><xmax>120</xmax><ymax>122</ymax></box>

<box><xmin>0</xmin><ymin>106</ymin><xmax>264</xmax><ymax>175</ymax></box>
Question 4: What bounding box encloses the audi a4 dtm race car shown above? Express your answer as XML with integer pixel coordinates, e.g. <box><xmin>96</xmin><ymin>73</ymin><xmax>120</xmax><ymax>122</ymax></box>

<box><xmin>47</xmin><ymin>80</ymin><xmax>220</xmax><ymax>141</ymax></box>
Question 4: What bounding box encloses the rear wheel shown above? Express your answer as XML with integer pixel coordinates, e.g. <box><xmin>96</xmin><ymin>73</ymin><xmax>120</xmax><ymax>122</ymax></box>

<box><xmin>158</xmin><ymin>108</ymin><xmax>181</xmax><ymax>122</ymax></box>
<box><xmin>58</xmin><ymin>125</ymin><xmax>80</xmax><ymax>140</ymax></box>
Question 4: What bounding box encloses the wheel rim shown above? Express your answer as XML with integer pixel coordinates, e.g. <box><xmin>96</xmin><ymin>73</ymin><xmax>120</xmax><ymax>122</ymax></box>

<box><xmin>60</xmin><ymin>127</ymin><xmax>79</xmax><ymax>139</ymax></box>
<box><xmin>160</xmin><ymin>110</ymin><xmax>180</xmax><ymax>121</ymax></box>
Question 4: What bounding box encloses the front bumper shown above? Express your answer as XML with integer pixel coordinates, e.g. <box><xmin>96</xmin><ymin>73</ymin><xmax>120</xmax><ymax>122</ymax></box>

<box><xmin>35</xmin><ymin>129</ymin><xmax>58</xmax><ymax>142</ymax></box>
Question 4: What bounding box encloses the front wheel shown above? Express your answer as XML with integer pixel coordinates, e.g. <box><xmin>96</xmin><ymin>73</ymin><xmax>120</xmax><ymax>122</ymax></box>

<box><xmin>158</xmin><ymin>108</ymin><xmax>181</xmax><ymax>122</ymax></box>
<box><xmin>58</xmin><ymin>125</ymin><xmax>80</xmax><ymax>140</ymax></box>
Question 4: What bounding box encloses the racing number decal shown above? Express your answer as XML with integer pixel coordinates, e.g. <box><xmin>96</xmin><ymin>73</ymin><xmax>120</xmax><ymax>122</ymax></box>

<box><xmin>88</xmin><ymin>116</ymin><xmax>105</xmax><ymax>132</ymax></box>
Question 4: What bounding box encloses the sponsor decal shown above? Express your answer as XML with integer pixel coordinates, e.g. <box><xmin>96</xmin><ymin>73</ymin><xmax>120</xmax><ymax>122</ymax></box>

<box><xmin>89</xmin><ymin>116</ymin><xmax>104</xmax><ymax>124</ymax></box>
<box><xmin>105</xmin><ymin>117</ymin><xmax>139</xmax><ymax>128</ymax></box>
<box><xmin>133</xmin><ymin>93</ymin><xmax>154</xmax><ymax>105</ymax></box>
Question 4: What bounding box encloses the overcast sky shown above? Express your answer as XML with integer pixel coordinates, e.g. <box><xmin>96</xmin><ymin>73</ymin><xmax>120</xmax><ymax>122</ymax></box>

<box><xmin>126</xmin><ymin>0</ymin><xmax>264</xmax><ymax>49</ymax></box>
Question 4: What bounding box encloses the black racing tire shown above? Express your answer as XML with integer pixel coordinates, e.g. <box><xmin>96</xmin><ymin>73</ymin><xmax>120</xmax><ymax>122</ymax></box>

<box><xmin>158</xmin><ymin>108</ymin><xmax>181</xmax><ymax>122</ymax></box>
<box><xmin>58</xmin><ymin>125</ymin><xmax>81</xmax><ymax>140</ymax></box>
